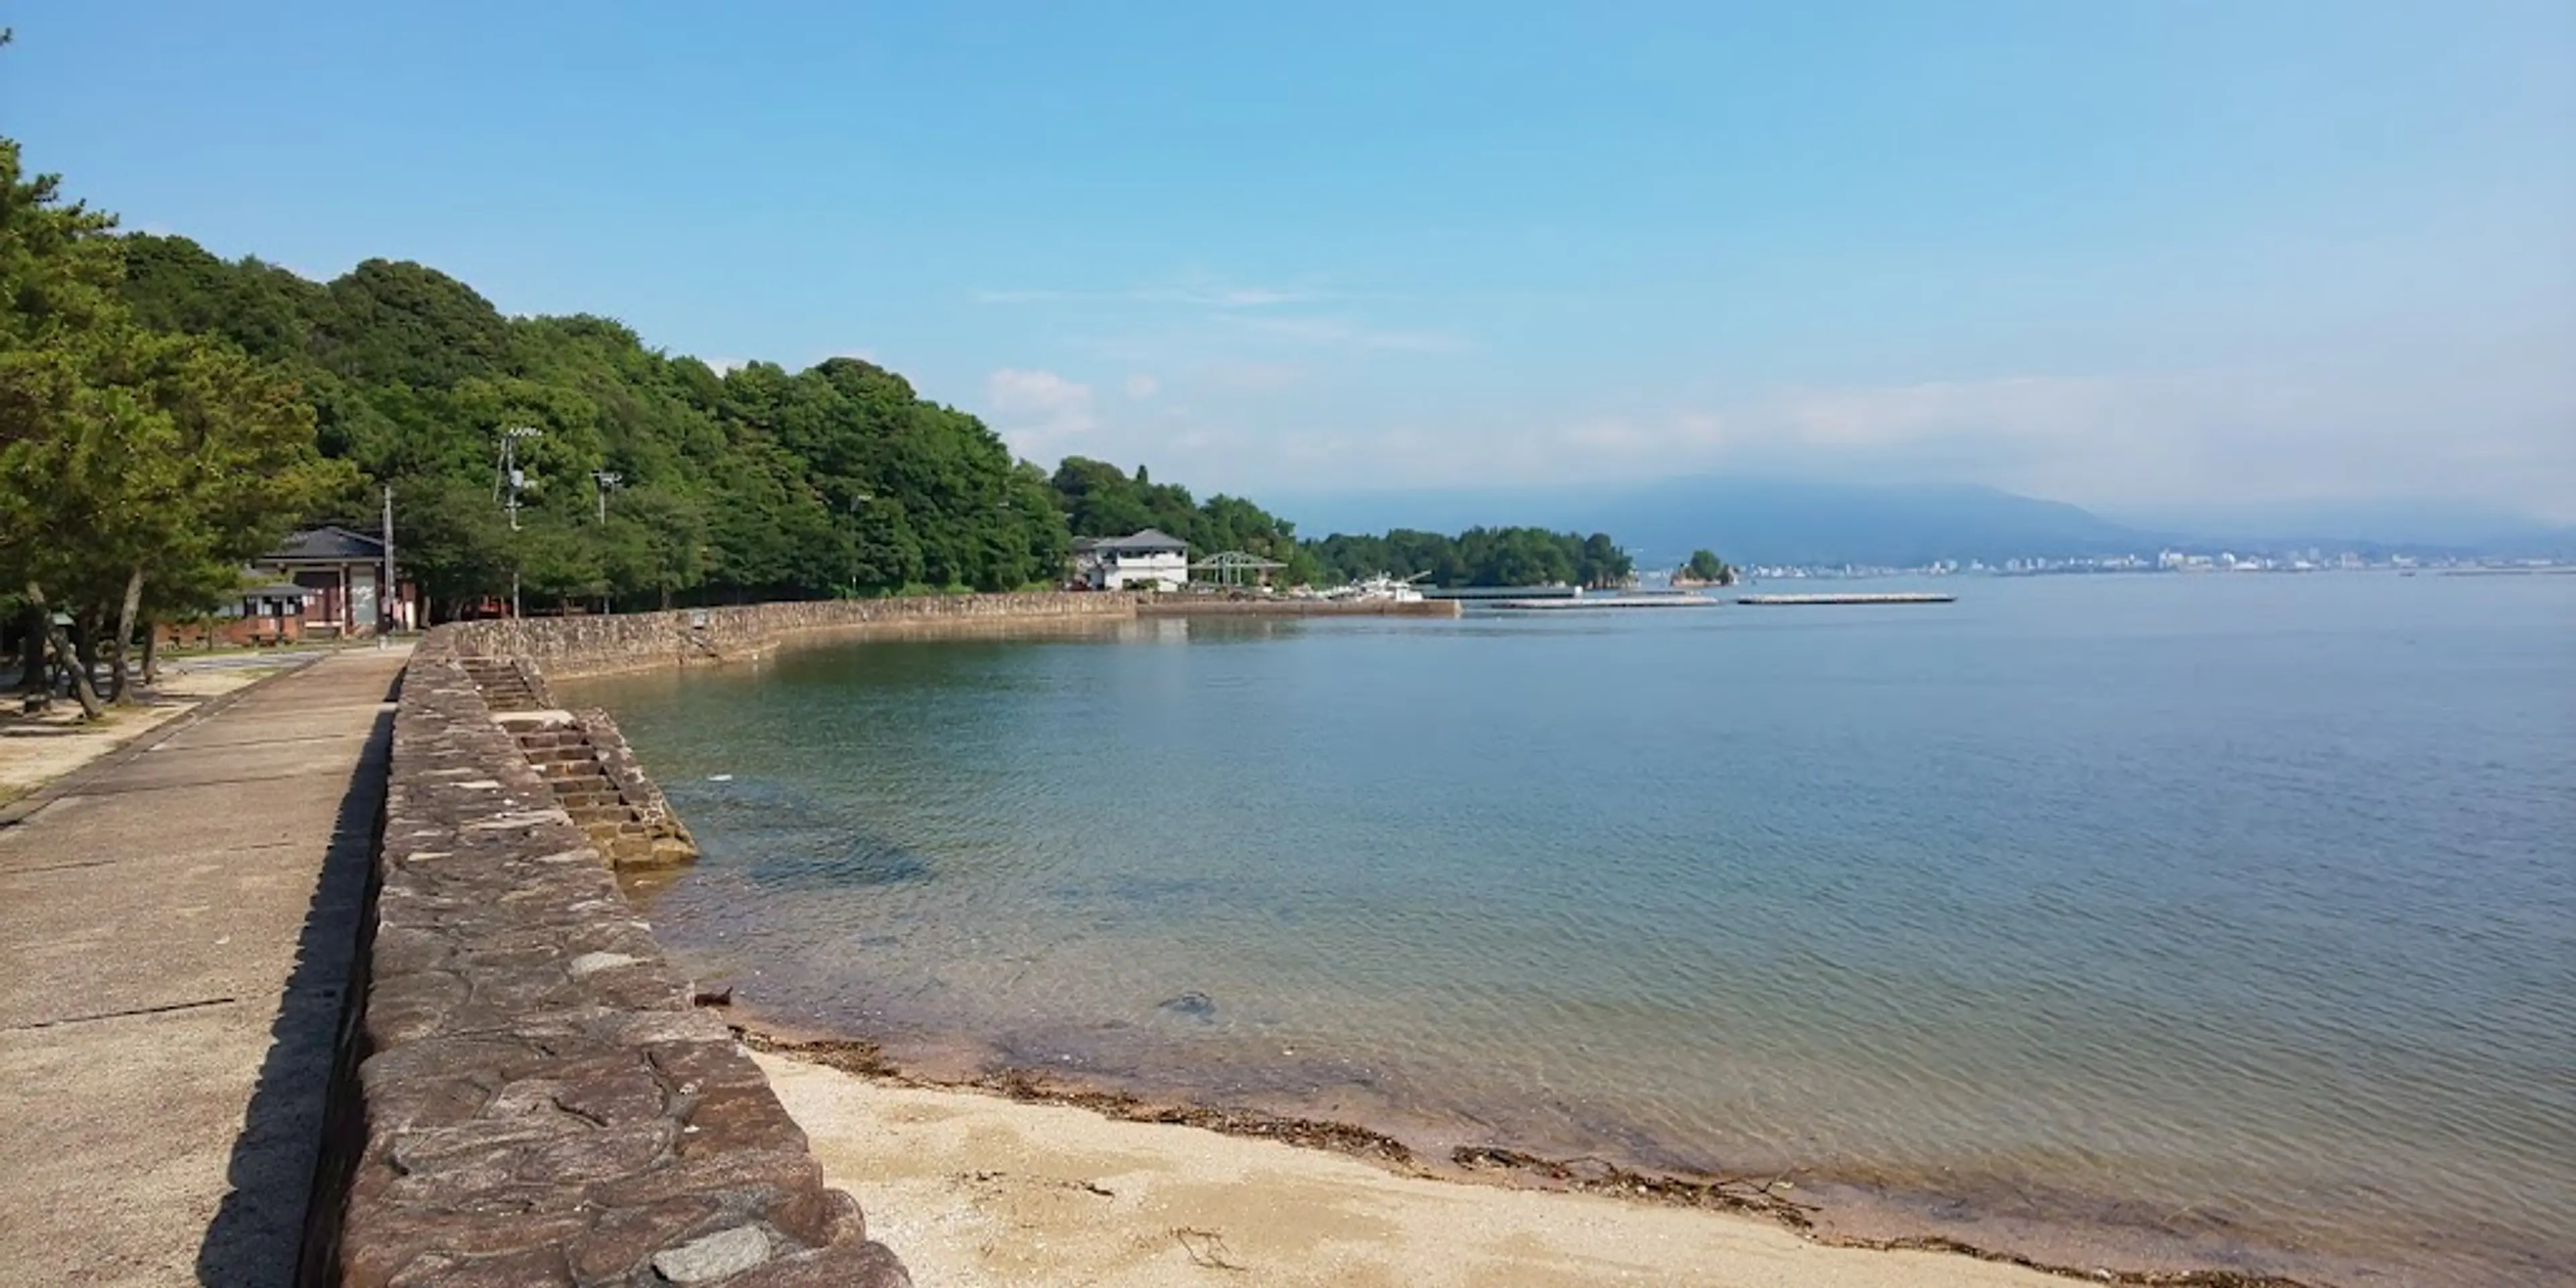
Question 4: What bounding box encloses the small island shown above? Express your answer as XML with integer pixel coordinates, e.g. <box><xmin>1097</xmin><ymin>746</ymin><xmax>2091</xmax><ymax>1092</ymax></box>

<box><xmin>1671</xmin><ymin>549</ymin><xmax>1739</xmax><ymax>588</ymax></box>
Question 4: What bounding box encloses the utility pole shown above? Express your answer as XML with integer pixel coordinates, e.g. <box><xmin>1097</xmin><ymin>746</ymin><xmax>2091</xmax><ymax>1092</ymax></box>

<box><xmin>380</xmin><ymin>483</ymin><xmax>396</xmax><ymax>641</ymax></box>
<box><xmin>592</xmin><ymin>470</ymin><xmax>623</xmax><ymax>525</ymax></box>
<box><xmin>497</xmin><ymin>426</ymin><xmax>541</xmax><ymax>616</ymax></box>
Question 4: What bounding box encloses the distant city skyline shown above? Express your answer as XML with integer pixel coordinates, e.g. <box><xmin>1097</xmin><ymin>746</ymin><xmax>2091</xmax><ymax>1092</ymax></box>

<box><xmin>7</xmin><ymin>1</ymin><xmax>2571</xmax><ymax>519</ymax></box>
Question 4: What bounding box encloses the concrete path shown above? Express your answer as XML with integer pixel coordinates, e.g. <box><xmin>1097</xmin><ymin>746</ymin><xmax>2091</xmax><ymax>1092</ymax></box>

<box><xmin>0</xmin><ymin>649</ymin><xmax>407</xmax><ymax>1287</ymax></box>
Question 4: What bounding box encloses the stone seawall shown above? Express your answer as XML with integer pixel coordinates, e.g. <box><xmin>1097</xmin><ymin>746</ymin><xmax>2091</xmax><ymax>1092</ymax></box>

<box><xmin>325</xmin><ymin>634</ymin><xmax>909</xmax><ymax>1287</ymax></box>
<box><xmin>447</xmin><ymin>592</ymin><xmax>1136</xmax><ymax>678</ymax></box>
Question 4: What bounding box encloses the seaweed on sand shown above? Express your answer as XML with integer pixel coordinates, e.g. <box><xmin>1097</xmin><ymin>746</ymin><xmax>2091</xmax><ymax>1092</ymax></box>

<box><xmin>737</xmin><ymin>1030</ymin><xmax>1415</xmax><ymax>1166</ymax></box>
<box><xmin>741</xmin><ymin>1028</ymin><xmax>2322</xmax><ymax>1288</ymax></box>
<box><xmin>1450</xmin><ymin>1144</ymin><xmax>1821</xmax><ymax>1228</ymax></box>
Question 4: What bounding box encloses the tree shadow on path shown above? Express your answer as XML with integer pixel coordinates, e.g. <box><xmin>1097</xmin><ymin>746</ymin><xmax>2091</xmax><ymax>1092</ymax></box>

<box><xmin>195</xmin><ymin>670</ymin><xmax>396</xmax><ymax>1288</ymax></box>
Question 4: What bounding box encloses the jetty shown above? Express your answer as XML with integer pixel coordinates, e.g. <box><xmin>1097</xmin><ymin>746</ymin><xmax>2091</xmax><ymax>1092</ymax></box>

<box><xmin>1481</xmin><ymin>594</ymin><xmax>1722</xmax><ymax>610</ymax></box>
<box><xmin>1140</xmin><ymin>596</ymin><xmax>1459</xmax><ymax>618</ymax></box>
<box><xmin>1422</xmin><ymin>585</ymin><xmax>1581</xmax><ymax>600</ymax></box>
<box><xmin>1736</xmin><ymin>592</ymin><xmax>1955</xmax><ymax>605</ymax></box>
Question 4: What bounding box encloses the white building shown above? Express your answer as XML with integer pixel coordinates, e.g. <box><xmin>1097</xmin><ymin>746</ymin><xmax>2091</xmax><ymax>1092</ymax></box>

<box><xmin>1073</xmin><ymin>529</ymin><xmax>1190</xmax><ymax>592</ymax></box>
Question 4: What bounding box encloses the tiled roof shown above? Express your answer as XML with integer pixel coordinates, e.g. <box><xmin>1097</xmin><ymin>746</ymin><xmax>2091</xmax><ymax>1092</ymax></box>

<box><xmin>266</xmin><ymin>526</ymin><xmax>384</xmax><ymax>562</ymax></box>
<box><xmin>1089</xmin><ymin>528</ymin><xmax>1188</xmax><ymax>552</ymax></box>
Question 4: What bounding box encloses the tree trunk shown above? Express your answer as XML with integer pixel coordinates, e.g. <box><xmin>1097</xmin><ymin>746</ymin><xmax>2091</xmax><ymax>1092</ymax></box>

<box><xmin>71</xmin><ymin>610</ymin><xmax>101</xmax><ymax>698</ymax></box>
<box><xmin>659</xmin><ymin>584</ymin><xmax>673</xmax><ymax>610</ymax></box>
<box><xmin>108</xmin><ymin>566</ymin><xmax>143</xmax><ymax>704</ymax></box>
<box><xmin>15</xmin><ymin>604</ymin><xmax>43</xmax><ymax>694</ymax></box>
<box><xmin>140</xmin><ymin>617</ymin><xmax>160</xmax><ymax>686</ymax></box>
<box><xmin>24</xmin><ymin>583</ymin><xmax>104</xmax><ymax>720</ymax></box>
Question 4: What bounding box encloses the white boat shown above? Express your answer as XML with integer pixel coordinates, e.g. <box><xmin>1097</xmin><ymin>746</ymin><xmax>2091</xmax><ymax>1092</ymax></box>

<box><xmin>1324</xmin><ymin>572</ymin><xmax>1430</xmax><ymax>602</ymax></box>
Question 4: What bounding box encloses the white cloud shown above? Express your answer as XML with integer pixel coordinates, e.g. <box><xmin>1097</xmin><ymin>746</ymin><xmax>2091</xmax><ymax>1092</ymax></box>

<box><xmin>1124</xmin><ymin>374</ymin><xmax>1161</xmax><ymax>400</ymax></box>
<box><xmin>1234</xmin><ymin>317</ymin><xmax>1468</xmax><ymax>354</ymax></box>
<box><xmin>973</xmin><ymin>284</ymin><xmax>1328</xmax><ymax>309</ymax></box>
<box><xmin>1199</xmin><ymin>360</ymin><xmax>1305</xmax><ymax>392</ymax></box>
<box><xmin>983</xmin><ymin>368</ymin><xmax>1098</xmax><ymax>453</ymax></box>
<box><xmin>705</xmin><ymin>357</ymin><xmax>749</xmax><ymax>375</ymax></box>
<box><xmin>1140</xmin><ymin>286</ymin><xmax>1322</xmax><ymax>308</ymax></box>
<box><xmin>1777</xmin><ymin>377</ymin><xmax>2116</xmax><ymax>449</ymax></box>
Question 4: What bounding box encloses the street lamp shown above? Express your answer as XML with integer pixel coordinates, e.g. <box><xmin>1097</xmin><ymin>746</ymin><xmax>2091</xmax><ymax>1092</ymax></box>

<box><xmin>496</xmin><ymin>426</ymin><xmax>541</xmax><ymax>617</ymax></box>
<box><xmin>592</xmin><ymin>470</ymin><xmax>623</xmax><ymax>525</ymax></box>
<box><xmin>496</xmin><ymin>426</ymin><xmax>542</xmax><ymax>531</ymax></box>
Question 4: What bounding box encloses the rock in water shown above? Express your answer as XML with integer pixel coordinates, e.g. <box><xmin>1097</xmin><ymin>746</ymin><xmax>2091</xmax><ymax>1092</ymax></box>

<box><xmin>1158</xmin><ymin>991</ymin><xmax>1218</xmax><ymax>1022</ymax></box>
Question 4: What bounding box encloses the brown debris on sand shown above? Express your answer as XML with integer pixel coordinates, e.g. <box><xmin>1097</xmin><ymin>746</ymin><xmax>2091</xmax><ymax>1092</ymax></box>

<box><xmin>739</xmin><ymin>1030</ymin><xmax>1415</xmax><ymax>1167</ymax></box>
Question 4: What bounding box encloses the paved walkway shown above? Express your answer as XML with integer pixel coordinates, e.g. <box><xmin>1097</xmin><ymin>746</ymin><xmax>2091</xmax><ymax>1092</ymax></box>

<box><xmin>0</xmin><ymin>649</ymin><xmax>407</xmax><ymax>1287</ymax></box>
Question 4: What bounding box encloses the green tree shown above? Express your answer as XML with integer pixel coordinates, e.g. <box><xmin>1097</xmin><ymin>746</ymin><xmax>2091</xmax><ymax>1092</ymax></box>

<box><xmin>3</xmin><ymin>137</ymin><xmax>347</xmax><ymax>714</ymax></box>
<box><xmin>599</xmin><ymin>488</ymin><xmax>708</xmax><ymax>608</ymax></box>
<box><xmin>1683</xmin><ymin>549</ymin><xmax>1736</xmax><ymax>585</ymax></box>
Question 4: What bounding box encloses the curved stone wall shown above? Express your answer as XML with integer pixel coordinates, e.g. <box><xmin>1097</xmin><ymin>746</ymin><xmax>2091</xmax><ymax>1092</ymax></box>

<box><xmin>324</xmin><ymin>636</ymin><xmax>911</xmax><ymax>1286</ymax></box>
<box><xmin>445</xmin><ymin>592</ymin><xmax>1136</xmax><ymax>678</ymax></box>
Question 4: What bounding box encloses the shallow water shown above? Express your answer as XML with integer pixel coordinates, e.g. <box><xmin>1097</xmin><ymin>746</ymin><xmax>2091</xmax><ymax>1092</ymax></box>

<box><xmin>566</xmin><ymin>573</ymin><xmax>2576</xmax><ymax>1286</ymax></box>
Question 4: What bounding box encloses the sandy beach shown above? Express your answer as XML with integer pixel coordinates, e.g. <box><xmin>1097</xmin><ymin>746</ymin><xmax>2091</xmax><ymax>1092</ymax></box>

<box><xmin>755</xmin><ymin>1050</ymin><xmax>2075</xmax><ymax>1288</ymax></box>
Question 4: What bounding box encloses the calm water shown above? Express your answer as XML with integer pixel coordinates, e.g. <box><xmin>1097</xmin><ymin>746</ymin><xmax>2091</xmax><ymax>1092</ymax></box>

<box><xmin>567</xmin><ymin>574</ymin><xmax>2576</xmax><ymax>1286</ymax></box>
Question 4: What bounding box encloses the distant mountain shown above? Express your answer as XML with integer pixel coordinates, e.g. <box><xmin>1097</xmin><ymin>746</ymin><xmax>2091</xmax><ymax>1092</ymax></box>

<box><xmin>2116</xmin><ymin>500</ymin><xmax>2576</xmax><ymax>558</ymax></box>
<box><xmin>1274</xmin><ymin>476</ymin><xmax>2170</xmax><ymax>567</ymax></box>
<box><xmin>1273</xmin><ymin>476</ymin><xmax>2572</xmax><ymax>566</ymax></box>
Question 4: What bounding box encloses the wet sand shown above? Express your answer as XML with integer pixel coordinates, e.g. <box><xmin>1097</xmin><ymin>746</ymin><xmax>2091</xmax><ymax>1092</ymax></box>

<box><xmin>755</xmin><ymin>1049</ymin><xmax>2084</xmax><ymax>1288</ymax></box>
<box><xmin>702</xmin><ymin>1001</ymin><xmax>2363</xmax><ymax>1287</ymax></box>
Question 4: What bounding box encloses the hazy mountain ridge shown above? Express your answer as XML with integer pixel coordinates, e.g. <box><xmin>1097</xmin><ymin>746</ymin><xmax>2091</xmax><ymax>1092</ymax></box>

<box><xmin>1273</xmin><ymin>477</ymin><xmax>2573</xmax><ymax>568</ymax></box>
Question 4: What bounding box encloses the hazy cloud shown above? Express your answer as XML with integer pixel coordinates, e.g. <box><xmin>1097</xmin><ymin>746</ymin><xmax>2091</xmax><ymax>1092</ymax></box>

<box><xmin>974</xmin><ymin>283</ymin><xmax>1329</xmax><ymax>308</ymax></box>
<box><xmin>1098</xmin><ymin>364</ymin><xmax>2569</xmax><ymax>527</ymax></box>
<box><xmin>1123</xmin><ymin>374</ymin><xmax>1161</xmax><ymax>400</ymax></box>
<box><xmin>1232</xmin><ymin>316</ymin><xmax>1468</xmax><ymax>354</ymax></box>
<box><xmin>983</xmin><ymin>368</ymin><xmax>1097</xmax><ymax>452</ymax></box>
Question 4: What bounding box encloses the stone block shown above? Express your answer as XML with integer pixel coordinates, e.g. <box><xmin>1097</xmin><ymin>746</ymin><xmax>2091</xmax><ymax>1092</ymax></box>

<box><xmin>725</xmin><ymin>1240</ymin><xmax>914</xmax><ymax>1288</ymax></box>
<box><xmin>650</xmin><ymin>1224</ymin><xmax>774</xmax><ymax>1283</ymax></box>
<box><xmin>586</xmin><ymin>1146</ymin><xmax>822</xmax><ymax>1211</ymax></box>
<box><xmin>679</xmin><ymin>1083</ymin><xmax>810</xmax><ymax>1159</ymax></box>
<box><xmin>567</xmin><ymin>1195</ymin><xmax>723</xmax><ymax>1283</ymax></box>
<box><xmin>385</xmin><ymin>1244</ymin><xmax>575</xmax><ymax>1287</ymax></box>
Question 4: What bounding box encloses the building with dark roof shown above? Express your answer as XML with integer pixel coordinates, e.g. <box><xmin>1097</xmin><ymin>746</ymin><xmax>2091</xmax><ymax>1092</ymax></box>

<box><xmin>252</xmin><ymin>526</ymin><xmax>415</xmax><ymax>635</ymax></box>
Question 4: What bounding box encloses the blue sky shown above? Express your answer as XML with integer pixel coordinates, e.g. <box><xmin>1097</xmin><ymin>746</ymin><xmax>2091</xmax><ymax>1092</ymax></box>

<box><xmin>8</xmin><ymin>1</ymin><xmax>2571</xmax><ymax>517</ymax></box>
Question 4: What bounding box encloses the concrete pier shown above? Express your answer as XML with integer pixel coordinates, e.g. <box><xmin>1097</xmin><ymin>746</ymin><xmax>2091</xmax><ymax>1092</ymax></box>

<box><xmin>0</xmin><ymin>649</ymin><xmax>407</xmax><ymax>1287</ymax></box>
<box><xmin>1735</xmin><ymin>592</ymin><xmax>1957</xmax><ymax>605</ymax></box>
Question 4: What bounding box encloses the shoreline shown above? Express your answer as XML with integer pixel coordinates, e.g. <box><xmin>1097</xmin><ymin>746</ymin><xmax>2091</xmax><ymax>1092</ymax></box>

<box><xmin>751</xmin><ymin>1046</ymin><xmax>2085</xmax><ymax>1288</ymax></box>
<box><xmin>724</xmin><ymin>1016</ymin><xmax>2322</xmax><ymax>1288</ymax></box>
<box><xmin>537</xmin><ymin>602</ymin><xmax>2536</xmax><ymax>1287</ymax></box>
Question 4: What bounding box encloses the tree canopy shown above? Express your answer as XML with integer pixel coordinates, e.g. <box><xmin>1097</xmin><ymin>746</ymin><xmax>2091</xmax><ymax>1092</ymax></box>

<box><xmin>1051</xmin><ymin>457</ymin><xmax>1322</xmax><ymax>586</ymax></box>
<box><xmin>1307</xmin><ymin>527</ymin><xmax>1634</xmax><ymax>588</ymax></box>
<box><xmin>1682</xmin><ymin>549</ymin><xmax>1737</xmax><ymax>585</ymax></box>
<box><xmin>3</xmin><ymin>138</ymin><xmax>350</xmax><ymax>714</ymax></box>
<box><xmin>105</xmin><ymin>232</ymin><xmax>1085</xmax><ymax>616</ymax></box>
<box><xmin>6</xmin><ymin>121</ymin><xmax>1643</xmax><ymax>717</ymax></box>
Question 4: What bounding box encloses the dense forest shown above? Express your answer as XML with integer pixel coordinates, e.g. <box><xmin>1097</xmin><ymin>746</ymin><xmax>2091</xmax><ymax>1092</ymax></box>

<box><xmin>1049</xmin><ymin>457</ymin><xmax>1326</xmax><ymax>586</ymax></box>
<box><xmin>1307</xmin><ymin>529</ymin><xmax>1633</xmax><ymax>589</ymax></box>
<box><xmin>5</xmin><ymin>133</ymin><xmax>1647</xmax><ymax>711</ymax></box>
